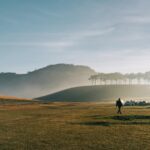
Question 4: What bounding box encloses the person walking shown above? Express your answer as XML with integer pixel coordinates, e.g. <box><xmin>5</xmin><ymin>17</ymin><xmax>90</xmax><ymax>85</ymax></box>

<box><xmin>116</xmin><ymin>98</ymin><xmax>123</xmax><ymax>114</ymax></box>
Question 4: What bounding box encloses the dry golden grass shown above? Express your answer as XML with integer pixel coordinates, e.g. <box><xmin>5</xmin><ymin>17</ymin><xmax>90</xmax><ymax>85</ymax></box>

<box><xmin>0</xmin><ymin>102</ymin><xmax>150</xmax><ymax>150</ymax></box>
<box><xmin>0</xmin><ymin>95</ymin><xmax>31</xmax><ymax>101</ymax></box>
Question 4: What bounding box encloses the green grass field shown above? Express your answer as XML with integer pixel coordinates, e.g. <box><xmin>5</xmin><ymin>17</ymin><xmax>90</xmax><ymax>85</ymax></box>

<box><xmin>0</xmin><ymin>101</ymin><xmax>150</xmax><ymax>150</ymax></box>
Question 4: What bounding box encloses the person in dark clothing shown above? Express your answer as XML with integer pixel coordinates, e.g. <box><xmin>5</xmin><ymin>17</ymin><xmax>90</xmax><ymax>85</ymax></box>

<box><xmin>116</xmin><ymin>98</ymin><xmax>123</xmax><ymax>114</ymax></box>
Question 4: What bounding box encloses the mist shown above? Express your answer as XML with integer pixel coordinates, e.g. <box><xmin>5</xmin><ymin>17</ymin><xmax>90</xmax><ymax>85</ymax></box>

<box><xmin>0</xmin><ymin>64</ymin><xmax>96</xmax><ymax>98</ymax></box>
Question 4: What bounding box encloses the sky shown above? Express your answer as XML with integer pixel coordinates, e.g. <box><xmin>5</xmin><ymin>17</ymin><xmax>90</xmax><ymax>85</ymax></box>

<box><xmin>1</xmin><ymin>0</ymin><xmax>150</xmax><ymax>73</ymax></box>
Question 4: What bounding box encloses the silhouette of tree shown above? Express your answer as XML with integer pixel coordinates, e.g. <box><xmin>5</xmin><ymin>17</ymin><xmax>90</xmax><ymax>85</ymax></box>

<box><xmin>89</xmin><ymin>71</ymin><xmax>150</xmax><ymax>86</ymax></box>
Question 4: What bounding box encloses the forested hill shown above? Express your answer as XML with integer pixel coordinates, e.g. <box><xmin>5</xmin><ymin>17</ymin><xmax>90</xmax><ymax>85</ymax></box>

<box><xmin>0</xmin><ymin>64</ymin><xmax>96</xmax><ymax>98</ymax></box>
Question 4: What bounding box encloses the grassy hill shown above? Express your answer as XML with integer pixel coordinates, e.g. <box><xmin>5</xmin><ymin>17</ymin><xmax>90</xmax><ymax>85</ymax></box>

<box><xmin>36</xmin><ymin>85</ymin><xmax>150</xmax><ymax>102</ymax></box>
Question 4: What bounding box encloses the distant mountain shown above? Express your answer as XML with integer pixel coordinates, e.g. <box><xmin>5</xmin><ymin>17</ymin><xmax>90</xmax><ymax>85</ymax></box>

<box><xmin>0</xmin><ymin>64</ymin><xmax>96</xmax><ymax>98</ymax></box>
<box><xmin>36</xmin><ymin>85</ymin><xmax>150</xmax><ymax>102</ymax></box>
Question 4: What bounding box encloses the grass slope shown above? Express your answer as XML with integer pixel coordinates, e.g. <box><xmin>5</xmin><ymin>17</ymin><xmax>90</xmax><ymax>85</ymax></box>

<box><xmin>0</xmin><ymin>95</ymin><xmax>31</xmax><ymax>100</ymax></box>
<box><xmin>36</xmin><ymin>85</ymin><xmax>150</xmax><ymax>102</ymax></box>
<box><xmin>0</xmin><ymin>95</ymin><xmax>32</xmax><ymax>105</ymax></box>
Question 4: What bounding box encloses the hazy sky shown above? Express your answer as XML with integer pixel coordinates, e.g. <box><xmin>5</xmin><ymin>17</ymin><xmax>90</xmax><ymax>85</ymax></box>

<box><xmin>1</xmin><ymin>0</ymin><xmax>150</xmax><ymax>73</ymax></box>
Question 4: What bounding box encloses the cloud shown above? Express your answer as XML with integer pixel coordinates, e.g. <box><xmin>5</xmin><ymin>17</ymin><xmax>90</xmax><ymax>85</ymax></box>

<box><xmin>124</xmin><ymin>15</ymin><xmax>150</xmax><ymax>24</ymax></box>
<box><xmin>0</xmin><ymin>41</ymin><xmax>74</xmax><ymax>51</ymax></box>
<box><xmin>73</xmin><ymin>27</ymin><xmax>115</xmax><ymax>39</ymax></box>
<box><xmin>0</xmin><ymin>27</ymin><xmax>115</xmax><ymax>51</ymax></box>
<box><xmin>57</xmin><ymin>27</ymin><xmax>115</xmax><ymax>48</ymax></box>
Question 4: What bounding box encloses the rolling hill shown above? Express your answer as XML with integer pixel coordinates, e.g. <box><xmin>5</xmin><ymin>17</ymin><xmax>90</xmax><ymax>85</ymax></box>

<box><xmin>36</xmin><ymin>85</ymin><xmax>150</xmax><ymax>102</ymax></box>
<box><xmin>0</xmin><ymin>64</ymin><xmax>95</xmax><ymax>98</ymax></box>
